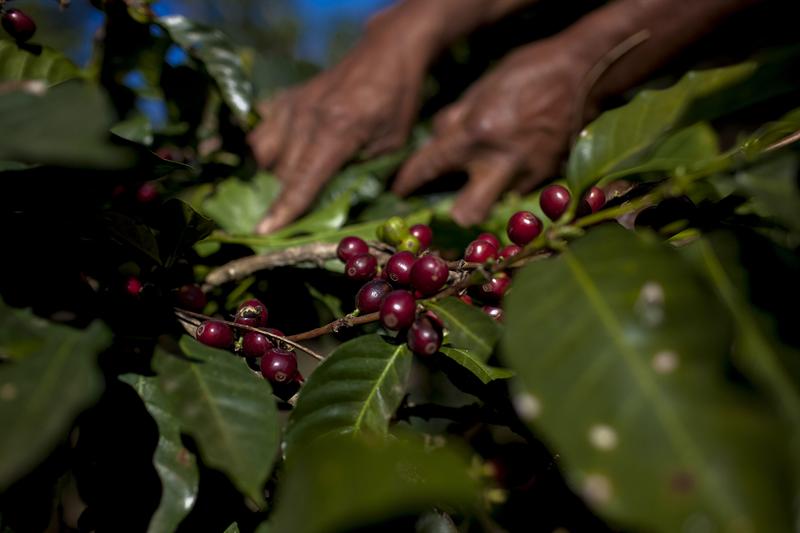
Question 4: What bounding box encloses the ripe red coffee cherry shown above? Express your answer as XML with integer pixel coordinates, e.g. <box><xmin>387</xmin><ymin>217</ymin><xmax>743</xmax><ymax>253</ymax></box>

<box><xmin>235</xmin><ymin>298</ymin><xmax>268</xmax><ymax>327</ymax></box>
<box><xmin>583</xmin><ymin>186</ymin><xmax>606</xmax><ymax>213</ymax></box>
<box><xmin>177</xmin><ymin>284</ymin><xmax>206</xmax><ymax>312</ymax></box>
<box><xmin>459</xmin><ymin>294</ymin><xmax>473</xmax><ymax>306</ymax></box>
<box><xmin>196</xmin><ymin>320</ymin><xmax>234</xmax><ymax>348</ymax></box>
<box><xmin>410</xmin><ymin>255</ymin><xmax>449</xmax><ymax>295</ymax></box>
<box><xmin>479</xmin><ymin>273</ymin><xmax>511</xmax><ymax>302</ymax></box>
<box><xmin>345</xmin><ymin>253</ymin><xmax>377</xmax><ymax>281</ymax></box>
<box><xmin>356</xmin><ymin>279</ymin><xmax>392</xmax><ymax>314</ymax></box>
<box><xmin>540</xmin><ymin>184</ymin><xmax>571</xmax><ymax>221</ymax></box>
<box><xmin>506</xmin><ymin>211</ymin><xmax>542</xmax><ymax>246</ymax></box>
<box><xmin>260</xmin><ymin>347</ymin><xmax>298</xmax><ymax>383</ymax></box>
<box><xmin>337</xmin><ymin>236</ymin><xmax>369</xmax><ymax>263</ymax></box>
<box><xmin>385</xmin><ymin>251</ymin><xmax>416</xmax><ymax>286</ymax></box>
<box><xmin>136</xmin><ymin>181</ymin><xmax>160</xmax><ymax>204</ymax></box>
<box><xmin>483</xmin><ymin>305</ymin><xmax>504</xmax><ymax>321</ymax></box>
<box><xmin>242</xmin><ymin>331</ymin><xmax>272</xmax><ymax>358</ymax></box>
<box><xmin>498</xmin><ymin>244</ymin><xmax>522</xmax><ymax>261</ymax></box>
<box><xmin>2</xmin><ymin>9</ymin><xmax>36</xmax><ymax>42</ymax></box>
<box><xmin>476</xmin><ymin>232</ymin><xmax>501</xmax><ymax>250</ymax></box>
<box><xmin>407</xmin><ymin>318</ymin><xmax>442</xmax><ymax>356</ymax></box>
<box><xmin>125</xmin><ymin>276</ymin><xmax>143</xmax><ymax>297</ymax></box>
<box><xmin>464</xmin><ymin>239</ymin><xmax>498</xmax><ymax>263</ymax></box>
<box><xmin>379</xmin><ymin>290</ymin><xmax>416</xmax><ymax>330</ymax></box>
<box><xmin>409</xmin><ymin>224</ymin><xmax>433</xmax><ymax>250</ymax></box>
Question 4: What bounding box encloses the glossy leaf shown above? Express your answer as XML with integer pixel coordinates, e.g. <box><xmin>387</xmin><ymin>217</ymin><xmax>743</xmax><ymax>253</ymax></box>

<box><xmin>439</xmin><ymin>348</ymin><xmax>513</xmax><ymax>384</ymax></box>
<box><xmin>0</xmin><ymin>82</ymin><xmax>137</xmax><ymax>169</ymax></box>
<box><xmin>503</xmin><ymin>225</ymin><xmax>794</xmax><ymax>532</ymax></box>
<box><xmin>423</xmin><ymin>297</ymin><xmax>501</xmax><ymax>361</ymax></box>
<box><xmin>159</xmin><ymin>16</ymin><xmax>253</xmax><ymax>122</ymax></box>
<box><xmin>111</xmin><ymin>114</ymin><xmax>154</xmax><ymax>146</ymax></box>
<box><xmin>267</xmin><ymin>435</ymin><xmax>479</xmax><ymax>533</ymax></box>
<box><xmin>284</xmin><ymin>335</ymin><xmax>412</xmax><ymax>458</ymax></box>
<box><xmin>0</xmin><ymin>302</ymin><xmax>111</xmax><ymax>490</ymax></box>
<box><xmin>120</xmin><ymin>374</ymin><xmax>199</xmax><ymax>533</ymax></box>
<box><xmin>0</xmin><ymin>40</ymin><xmax>81</xmax><ymax>85</ymax></box>
<box><xmin>152</xmin><ymin>337</ymin><xmax>279</xmax><ymax>504</ymax></box>
<box><xmin>567</xmin><ymin>53</ymin><xmax>800</xmax><ymax>192</ymax></box>
<box><xmin>599</xmin><ymin>122</ymin><xmax>719</xmax><ymax>182</ymax></box>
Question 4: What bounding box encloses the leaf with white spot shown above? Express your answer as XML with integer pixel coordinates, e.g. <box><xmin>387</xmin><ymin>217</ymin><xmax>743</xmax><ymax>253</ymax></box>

<box><xmin>503</xmin><ymin>225</ymin><xmax>795</xmax><ymax>533</ymax></box>
<box><xmin>284</xmin><ymin>335</ymin><xmax>412</xmax><ymax>459</ymax></box>
<box><xmin>120</xmin><ymin>374</ymin><xmax>199</xmax><ymax>533</ymax></box>
<box><xmin>152</xmin><ymin>337</ymin><xmax>279</xmax><ymax>505</ymax></box>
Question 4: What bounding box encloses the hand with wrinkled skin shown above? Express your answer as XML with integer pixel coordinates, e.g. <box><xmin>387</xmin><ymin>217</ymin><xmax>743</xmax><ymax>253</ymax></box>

<box><xmin>247</xmin><ymin>31</ymin><xmax>426</xmax><ymax>235</ymax></box>
<box><xmin>393</xmin><ymin>39</ymin><xmax>590</xmax><ymax>227</ymax></box>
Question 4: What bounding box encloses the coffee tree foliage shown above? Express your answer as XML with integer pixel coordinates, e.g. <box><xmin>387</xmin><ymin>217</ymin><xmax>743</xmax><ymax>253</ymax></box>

<box><xmin>0</xmin><ymin>2</ymin><xmax>799</xmax><ymax>532</ymax></box>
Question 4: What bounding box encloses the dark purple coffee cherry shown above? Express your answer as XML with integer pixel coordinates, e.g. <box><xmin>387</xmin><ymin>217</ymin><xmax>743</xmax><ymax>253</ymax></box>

<box><xmin>136</xmin><ymin>181</ymin><xmax>159</xmax><ymax>204</ymax></box>
<box><xmin>409</xmin><ymin>224</ymin><xmax>433</xmax><ymax>250</ymax></box>
<box><xmin>407</xmin><ymin>318</ymin><xmax>442</xmax><ymax>356</ymax></box>
<box><xmin>410</xmin><ymin>255</ymin><xmax>449</xmax><ymax>295</ymax></box>
<box><xmin>583</xmin><ymin>186</ymin><xmax>606</xmax><ymax>212</ymax></box>
<box><xmin>196</xmin><ymin>320</ymin><xmax>234</xmax><ymax>348</ymax></box>
<box><xmin>345</xmin><ymin>253</ymin><xmax>378</xmax><ymax>281</ymax></box>
<box><xmin>385</xmin><ymin>251</ymin><xmax>416</xmax><ymax>286</ymax></box>
<box><xmin>540</xmin><ymin>184</ymin><xmax>571</xmax><ymax>221</ymax></box>
<box><xmin>2</xmin><ymin>9</ymin><xmax>36</xmax><ymax>42</ymax></box>
<box><xmin>498</xmin><ymin>244</ymin><xmax>522</xmax><ymax>261</ymax></box>
<box><xmin>263</xmin><ymin>327</ymin><xmax>285</xmax><ymax>338</ymax></box>
<box><xmin>483</xmin><ymin>305</ymin><xmax>504</xmax><ymax>322</ymax></box>
<box><xmin>242</xmin><ymin>331</ymin><xmax>272</xmax><ymax>358</ymax></box>
<box><xmin>235</xmin><ymin>298</ymin><xmax>268</xmax><ymax>327</ymax></box>
<box><xmin>260</xmin><ymin>347</ymin><xmax>298</xmax><ymax>383</ymax></box>
<box><xmin>125</xmin><ymin>276</ymin><xmax>142</xmax><ymax>297</ymax></box>
<box><xmin>476</xmin><ymin>232</ymin><xmax>501</xmax><ymax>250</ymax></box>
<box><xmin>356</xmin><ymin>279</ymin><xmax>392</xmax><ymax>314</ymax></box>
<box><xmin>337</xmin><ymin>236</ymin><xmax>369</xmax><ymax>263</ymax></box>
<box><xmin>506</xmin><ymin>211</ymin><xmax>542</xmax><ymax>246</ymax></box>
<box><xmin>464</xmin><ymin>239</ymin><xmax>498</xmax><ymax>263</ymax></box>
<box><xmin>177</xmin><ymin>284</ymin><xmax>206</xmax><ymax>312</ymax></box>
<box><xmin>379</xmin><ymin>290</ymin><xmax>416</xmax><ymax>331</ymax></box>
<box><xmin>479</xmin><ymin>273</ymin><xmax>511</xmax><ymax>302</ymax></box>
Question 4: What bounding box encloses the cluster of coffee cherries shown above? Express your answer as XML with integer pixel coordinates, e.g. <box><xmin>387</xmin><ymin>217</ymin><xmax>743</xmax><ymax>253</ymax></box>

<box><xmin>192</xmin><ymin>296</ymin><xmax>301</xmax><ymax>388</ymax></box>
<box><xmin>1</xmin><ymin>6</ymin><xmax>36</xmax><ymax>42</ymax></box>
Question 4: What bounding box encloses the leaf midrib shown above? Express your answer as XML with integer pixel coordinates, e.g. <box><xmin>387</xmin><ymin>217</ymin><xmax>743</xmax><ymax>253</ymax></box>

<box><xmin>562</xmin><ymin>250</ymin><xmax>739</xmax><ymax>523</ymax></box>
<box><xmin>352</xmin><ymin>343</ymin><xmax>407</xmax><ymax>432</ymax></box>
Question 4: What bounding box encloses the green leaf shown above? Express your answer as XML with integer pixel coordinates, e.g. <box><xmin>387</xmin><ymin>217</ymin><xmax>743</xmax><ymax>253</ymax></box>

<box><xmin>159</xmin><ymin>16</ymin><xmax>253</xmax><ymax>123</ymax></box>
<box><xmin>267</xmin><ymin>435</ymin><xmax>479</xmax><ymax>533</ymax></box>
<box><xmin>152</xmin><ymin>337</ymin><xmax>279</xmax><ymax>504</ymax></box>
<box><xmin>423</xmin><ymin>298</ymin><xmax>501</xmax><ymax>361</ymax></box>
<box><xmin>0</xmin><ymin>40</ymin><xmax>81</xmax><ymax>85</ymax></box>
<box><xmin>222</xmin><ymin>523</ymin><xmax>240</xmax><ymax>533</ymax></box>
<box><xmin>120</xmin><ymin>374</ymin><xmax>199</xmax><ymax>533</ymax></box>
<box><xmin>155</xmin><ymin>199</ymin><xmax>215</xmax><ymax>267</ymax></box>
<box><xmin>683</xmin><ymin>233</ymin><xmax>800</xmax><ymax>424</ymax></box>
<box><xmin>0</xmin><ymin>302</ymin><xmax>111</xmax><ymax>490</ymax></box>
<box><xmin>266</xmin><ymin>191</ymin><xmax>352</xmax><ymax>240</ymax></box>
<box><xmin>439</xmin><ymin>348</ymin><xmax>513</xmax><ymax>385</ymax></box>
<box><xmin>284</xmin><ymin>336</ymin><xmax>412</xmax><ymax>458</ymax></box>
<box><xmin>111</xmin><ymin>114</ymin><xmax>154</xmax><ymax>146</ymax></box>
<box><xmin>202</xmin><ymin>172</ymin><xmax>280</xmax><ymax>235</ymax></box>
<box><xmin>599</xmin><ymin>122</ymin><xmax>720</xmax><ymax>182</ymax></box>
<box><xmin>503</xmin><ymin>225</ymin><xmax>795</xmax><ymax>532</ymax></box>
<box><xmin>567</xmin><ymin>52</ymin><xmax>800</xmax><ymax>192</ymax></box>
<box><xmin>0</xmin><ymin>82</ymin><xmax>137</xmax><ymax>169</ymax></box>
<box><xmin>102</xmin><ymin>212</ymin><xmax>162</xmax><ymax>265</ymax></box>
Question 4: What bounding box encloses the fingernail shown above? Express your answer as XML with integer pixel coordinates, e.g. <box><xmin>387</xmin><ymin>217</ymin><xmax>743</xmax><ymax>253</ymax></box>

<box><xmin>255</xmin><ymin>216</ymin><xmax>280</xmax><ymax>235</ymax></box>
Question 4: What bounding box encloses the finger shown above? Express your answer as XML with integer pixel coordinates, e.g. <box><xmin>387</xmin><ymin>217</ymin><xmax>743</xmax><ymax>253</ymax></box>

<box><xmin>451</xmin><ymin>152</ymin><xmax>519</xmax><ymax>227</ymax></box>
<box><xmin>433</xmin><ymin>104</ymin><xmax>465</xmax><ymax>134</ymax></box>
<box><xmin>248</xmin><ymin>96</ymin><xmax>292</xmax><ymax>169</ymax></box>
<box><xmin>392</xmin><ymin>131</ymin><xmax>474</xmax><ymax>196</ymax></box>
<box><xmin>255</xmin><ymin>134</ymin><xmax>360</xmax><ymax>235</ymax></box>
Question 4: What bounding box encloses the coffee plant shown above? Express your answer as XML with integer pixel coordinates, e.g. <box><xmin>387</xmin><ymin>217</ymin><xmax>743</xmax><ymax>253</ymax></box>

<box><xmin>1</xmin><ymin>2</ymin><xmax>799</xmax><ymax>532</ymax></box>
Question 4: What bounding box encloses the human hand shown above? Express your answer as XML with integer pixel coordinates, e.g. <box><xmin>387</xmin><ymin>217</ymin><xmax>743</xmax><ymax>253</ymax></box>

<box><xmin>392</xmin><ymin>38</ymin><xmax>592</xmax><ymax>227</ymax></box>
<box><xmin>247</xmin><ymin>27</ymin><xmax>431</xmax><ymax>235</ymax></box>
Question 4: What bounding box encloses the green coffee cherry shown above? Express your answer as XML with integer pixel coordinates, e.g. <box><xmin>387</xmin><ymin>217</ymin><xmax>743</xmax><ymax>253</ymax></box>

<box><xmin>381</xmin><ymin>216</ymin><xmax>409</xmax><ymax>246</ymax></box>
<box><xmin>375</xmin><ymin>224</ymin><xmax>386</xmax><ymax>243</ymax></box>
<box><xmin>396</xmin><ymin>235</ymin><xmax>421</xmax><ymax>255</ymax></box>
